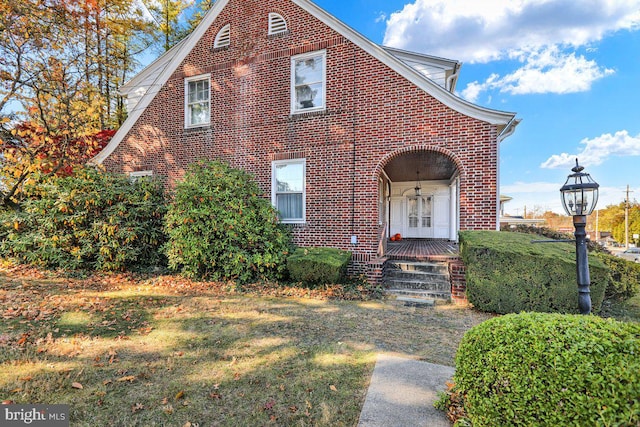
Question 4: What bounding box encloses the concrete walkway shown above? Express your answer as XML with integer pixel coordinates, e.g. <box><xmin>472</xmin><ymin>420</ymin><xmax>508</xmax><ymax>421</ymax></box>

<box><xmin>358</xmin><ymin>354</ymin><xmax>454</xmax><ymax>427</ymax></box>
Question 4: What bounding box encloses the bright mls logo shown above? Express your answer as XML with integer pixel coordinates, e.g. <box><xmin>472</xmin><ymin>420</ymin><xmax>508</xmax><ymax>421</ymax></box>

<box><xmin>1</xmin><ymin>405</ymin><xmax>69</xmax><ymax>427</ymax></box>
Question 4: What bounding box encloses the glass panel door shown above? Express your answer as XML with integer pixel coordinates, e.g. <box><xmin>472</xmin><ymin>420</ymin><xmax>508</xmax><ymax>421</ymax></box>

<box><xmin>406</xmin><ymin>195</ymin><xmax>433</xmax><ymax>238</ymax></box>
<box><xmin>408</xmin><ymin>197</ymin><xmax>418</xmax><ymax>228</ymax></box>
<box><xmin>422</xmin><ymin>196</ymin><xmax>432</xmax><ymax>228</ymax></box>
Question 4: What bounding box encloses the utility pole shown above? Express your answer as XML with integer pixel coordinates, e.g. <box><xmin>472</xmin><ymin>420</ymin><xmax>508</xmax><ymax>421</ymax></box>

<box><xmin>625</xmin><ymin>185</ymin><xmax>633</xmax><ymax>249</ymax></box>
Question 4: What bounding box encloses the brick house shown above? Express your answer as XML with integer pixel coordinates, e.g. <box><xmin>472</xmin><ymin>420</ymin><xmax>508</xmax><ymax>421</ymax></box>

<box><xmin>93</xmin><ymin>0</ymin><xmax>519</xmax><ymax>283</ymax></box>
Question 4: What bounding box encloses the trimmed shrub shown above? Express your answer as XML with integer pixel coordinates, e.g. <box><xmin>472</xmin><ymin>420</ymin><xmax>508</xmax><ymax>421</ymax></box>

<box><xmin>164</xmin><ymin>160</ymin><xmax>292</xmax><ymax>283</ymax></box>
<box><xmin>450</xmin><ymin>312</ymin><xmax>640</xmax><ymax>427</ymax></box>
<box><xmin>504</xmin><ymin>224</ymin><xmax>639</xmax><ymax>303</ymax></box>
<box><xmin>287</xmin><ymin>247</ymin><xmax>351</xmax><ymax>286</ymax></box>
<box><xmin>460</xmin><ymin>230</ymin><xmax>608</xmax><ymax>314</ymax></box>
<box><xmin>0</xmin><ymin>167</ymin><xmax>166</xmax><ymax>270</ymax></box>
<box><xmin>594</xmin><ymin>252</ymin><xmax>640</xmax><ymax>300</ymax></box>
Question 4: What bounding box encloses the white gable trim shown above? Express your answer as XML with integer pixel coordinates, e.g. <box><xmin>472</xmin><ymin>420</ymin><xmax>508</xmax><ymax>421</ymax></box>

<box><xmin>92</xmin><ymin>0</ymin><xmax>517</xmax><ymax>165</ymax></box>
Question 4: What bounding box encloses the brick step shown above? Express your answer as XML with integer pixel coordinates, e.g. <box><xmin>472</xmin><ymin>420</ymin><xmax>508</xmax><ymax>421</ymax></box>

<box><xmin>383</xmin><ymin>270</ymin><xmax>450</xmax><ymax>284</ymax></box>
<box><xmin>386</xmin><ymin>288</ymin><xmax>451</xmax><ymax>302</ymax></box>
<box><xmin>385</xmin><ymin>260</ymin><xmax>449</xmax><ymax>274</ymax></box>
<box><xmin>383</xmin><ymin>278</ymin><xmax>451</xmax><ymax>292</ymax></box>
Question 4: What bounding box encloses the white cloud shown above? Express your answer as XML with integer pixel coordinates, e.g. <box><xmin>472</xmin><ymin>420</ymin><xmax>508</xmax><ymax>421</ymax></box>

<box><xmin>541</xmin><ymin>130</ymin><xmax>640</xmax><ymax>169</ymax></box>
<box><xmin>384</xmin><ymin>0</ymin><xmax>637</xmax><ymax>100</ymax></box>
<box><xmin>460</xmin><ymin>47</ymin><xmax>614</xmax><ymax>100</ymax></box>
<box><xmin>375</xmin><ymin>12</ymin><xmax>387</xmax><ymax>24</ymax></box>
<box><xmin>383</xmin><ymin>0</ymin><xmax>640</xmax><ymax>63</ymax></box>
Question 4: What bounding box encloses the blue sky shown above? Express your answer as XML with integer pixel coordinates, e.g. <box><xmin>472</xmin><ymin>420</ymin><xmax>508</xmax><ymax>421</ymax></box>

<box><xmin>307</xmin><ymin>0</ymin><xmax>640</xmax><ymax>216</ymax></box>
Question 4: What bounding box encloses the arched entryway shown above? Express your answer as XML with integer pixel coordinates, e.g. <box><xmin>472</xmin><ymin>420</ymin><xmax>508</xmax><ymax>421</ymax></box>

<box><xmin>378</xmin><ymin>149</ymin><xmax>461</xmax><ymax>242</ymax></box>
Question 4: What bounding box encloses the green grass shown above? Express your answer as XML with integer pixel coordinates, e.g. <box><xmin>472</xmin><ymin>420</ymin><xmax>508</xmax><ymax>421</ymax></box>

<box><xmin>0</xmin><ymin>266</ymin><xmax>491</xmax><ymax>426</ymax></box>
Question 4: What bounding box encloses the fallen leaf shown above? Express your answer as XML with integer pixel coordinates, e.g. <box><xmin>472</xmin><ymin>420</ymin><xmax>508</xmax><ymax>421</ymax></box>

<box><xmin>175</xmin><ymin>390</ymin><xmax>184</xmax><ymax>400</ymax></box>
<box><xmin>20</xmin><ymin>376</ymin><xmax>33</xmax><ymax>382</ymax></box>
<box><xmin>103</xmin><ymin>380</ymin><xmax>112</xmax><ymax>386</ymax></box>
<box><xmin>329</xmin><ymin>385</ymin><xmax>337</xmax><ymax>392</ymax></box>
<box><xmin>72</xmin><ymin>382</ymin><xmax>83</xmax><ymax>389</ymax></box>
<box><xmin>17</xmin><ymin>334</ymin><xmax>28</xmax><ymax>346</ymax></box>
<box><xmin>209</xmin><ymin>392</ymin><xmax>221</xmax><ymax>400</ymax></box>
<box><xmin>131</xmin><ymin>403</ymin><xmax>144</xmax><ymax>413</ymax></box>
<box><xmin>117</xmin><ymin>375</ymin><xmax>136</xmax><ymax>382</ymax></box>
<box><xmin>161</xmin><ymin>397</ymin><xmax>169</xmax><ymax>405</ymax></box>
<box><xmin>2</xmin><ymin>400</ymin><xmax>15</xmax><ymax>405</ymax></box>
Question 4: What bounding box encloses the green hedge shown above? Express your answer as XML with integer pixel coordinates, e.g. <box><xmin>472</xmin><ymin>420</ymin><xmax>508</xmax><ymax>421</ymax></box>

<box><xmin>594</xmin><ymin>252</ymin><xmax>640</xmax><ymax>300</ymax></box>
<box><xmin>0</xmin><ymin>167</ymin><xmax>166</xmax><ymax>270</ymax></box>
<box><xmin>451</xmin><ymin>312</ymin><xmax>640</xmax><ymax>426</ymax></box>
<box><xmin>460</xmin><ymin>230</ymin><xmax>608</xmax><ymax>314</ymax></box>
<box><xmin>164</xmin><ymin>160</ymin><xmax>292</xmax><ymax>283</ymax></box>
<box><xmin>287</xmin><ymin>247</ymin><xmax>351</xmax><ymax>286</ymax></box>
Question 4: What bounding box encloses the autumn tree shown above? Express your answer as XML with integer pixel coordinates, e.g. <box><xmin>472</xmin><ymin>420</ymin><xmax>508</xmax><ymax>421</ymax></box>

<box><xmin>611</xmin><ymin>202</ymin><xmax>640</xmax><ymax>247</ymax></box>
<box><xmin>185</xmin><ymin>0</ymin><xmax>214</xmax><ymax>33</ymax></box>
<box><xmin>142</xmin><ymin>0</ymin><xmax>194</xmax><ymax>52</ymax></box>
<box><xmin>0</xmin><ymin>0</ymin><xmax>153</xmax><ymax>209</ymax></box>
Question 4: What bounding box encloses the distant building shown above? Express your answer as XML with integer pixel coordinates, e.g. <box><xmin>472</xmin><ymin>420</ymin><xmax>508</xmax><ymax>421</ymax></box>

<box><xmin>499</xmin><ymin>195</ymin><xmax>545</xmax><ymax>228</ymax></box>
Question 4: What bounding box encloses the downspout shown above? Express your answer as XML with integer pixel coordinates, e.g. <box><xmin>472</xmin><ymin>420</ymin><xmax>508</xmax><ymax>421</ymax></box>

<box><xmin>351</xmin><ymin>47</ymin><xmax>357</xmax><ymax>244</ymax></box>
<box><xmin>446</xmin><ymin>62</ymin><xmax>461</xmax><ymax>93</ymax></box>
<box><xmin>495</xmin><ymin>117</ymin><xmax>521</xmax><ymax>229</ymax></box>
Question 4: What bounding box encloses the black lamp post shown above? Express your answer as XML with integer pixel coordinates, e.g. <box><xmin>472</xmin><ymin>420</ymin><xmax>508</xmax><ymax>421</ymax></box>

<box><xmin>560</xmin><ymin>159</ymin><xmax>599</xmax><ymax>314</ymax></box>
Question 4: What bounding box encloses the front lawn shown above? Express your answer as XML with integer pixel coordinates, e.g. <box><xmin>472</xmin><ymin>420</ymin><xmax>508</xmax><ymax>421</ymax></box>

<box><xmin>0</xmin><ymin>265</ymin><xmax>491</xmax><ymax>426</ymax></box>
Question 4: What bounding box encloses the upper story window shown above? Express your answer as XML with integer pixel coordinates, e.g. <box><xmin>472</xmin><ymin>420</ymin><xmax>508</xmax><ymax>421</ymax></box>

<box><xmin>214</xmin><ymin>24</ymin><xmax>231</xmax><ymax>48</ymax></box>
<box><xmin>268</xmin><ymin>13</ymin><xmax>288</xmax><ymax>35</ymax></box>
<box><xmin>184</xmin><ymin>74</ymin><xmax>210</xmax><ymax>128</ymax></box>
<box><xmin>272</xmin><ymin>159</ymin><xmax>305</xmax><ymax>223</ymax></box>
<box><xmin>291</xmin><ymin>50</ymin><xmax>326</xmax><ymax>114</ymax></box>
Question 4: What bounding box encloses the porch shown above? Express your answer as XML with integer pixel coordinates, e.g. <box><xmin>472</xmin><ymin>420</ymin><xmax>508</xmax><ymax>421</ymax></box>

<box><xmin>385</xmin><ymin>239</ymin><xmax>459</xmax><ymax>262</ymax></box>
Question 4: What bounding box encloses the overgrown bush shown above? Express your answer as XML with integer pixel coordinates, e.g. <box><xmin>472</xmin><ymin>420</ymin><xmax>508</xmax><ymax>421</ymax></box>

<box><xmin>287</xmin><ymin>247</ymin><xmax>352</xmax><ymax>286</ymax></box>
<box><xmin>441</xmin><ymin>312</ymin><xmax>640</xmax><ymax>426</ymax></box>
<box><xmin>594</xmin><ymin>252</ymin><xmax>640</xmax><ymax>300</ymax></box>
<box><xmin>0</xmin><ymin>167</ymin><xmax>166</xmax><ymax>270</ymax></box>
<box><xmin>164</xmin><ymin>160</ymin><xmax>292</xmax><ymax>283</ymax></box>
<box><xmin>460</xmin><ymin>230</ymin><xmax>608</xmax><ymax>314</ymax></box>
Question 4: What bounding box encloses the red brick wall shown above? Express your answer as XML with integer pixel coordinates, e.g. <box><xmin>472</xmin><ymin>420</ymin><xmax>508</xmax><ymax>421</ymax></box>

<box><xmin>103</xmin><ymin>0</ymin><xmax>500</xmax><ymax>277</ymax></box>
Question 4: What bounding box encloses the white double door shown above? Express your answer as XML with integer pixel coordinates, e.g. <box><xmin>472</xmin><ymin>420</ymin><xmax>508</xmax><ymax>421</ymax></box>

<box><xmin>405</xmin><ymin>195</ymin><xmax>433</xmax><ymax>238</ymax></box>
<box><xmin>389</xmin><ymin>190</ymin><xmax>453</xmax><ymax>239</ymax></box>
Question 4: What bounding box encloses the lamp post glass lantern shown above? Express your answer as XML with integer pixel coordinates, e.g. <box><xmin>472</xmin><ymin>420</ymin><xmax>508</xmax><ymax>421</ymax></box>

<box><xmin>560</xmin><ymin>159</ymin><xmax>599</xmax><ymax>314</ymax></box>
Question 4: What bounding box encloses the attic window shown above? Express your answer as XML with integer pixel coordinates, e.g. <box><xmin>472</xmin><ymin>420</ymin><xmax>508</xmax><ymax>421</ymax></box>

<box><xmin>214</xmin><ymin>24</ymin><xmax>231</xmax><ymax>48</ymax></box>
<box><xmin>268</xmin><ymin>13</ymin><xmax>288</xmax><ymax>35</ymax></box>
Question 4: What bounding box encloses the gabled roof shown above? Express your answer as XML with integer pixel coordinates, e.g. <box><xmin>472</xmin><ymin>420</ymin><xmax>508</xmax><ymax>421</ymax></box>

<box><xmin>92</xmin><ymin>0</ymin><xmax>518</xmax><ymax>165</ymax></box>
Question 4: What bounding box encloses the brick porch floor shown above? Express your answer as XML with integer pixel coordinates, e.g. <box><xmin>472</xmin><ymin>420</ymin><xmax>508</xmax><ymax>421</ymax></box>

<box><xmin>385</xmin><ymin>239</ymin><xmax>459</xmax><ymax>261</ymax></box>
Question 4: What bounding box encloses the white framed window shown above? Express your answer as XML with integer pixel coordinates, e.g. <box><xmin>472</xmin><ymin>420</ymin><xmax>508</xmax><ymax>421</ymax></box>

<box><xmin>272</xmin><ymin>159</ymin><xmax>306</xmax><ymax>223</ymax></box>
<box><xmin>291</xmin><ymin>50</ymin><xmax>326</xmax><ymax>114</ymax></box>
<box><xmin>268</xmin><ymin>13</ymin><xmax>288</xmax><ymax>35</ymax></box>
<box><xmin>184</xmin><ymin>74</ymin><xmax>210</xmax><ymax>128</ymax></box>
<box><xmin>214</xmin><ymin>24</ymin><xmax>231</xmax><ymax>48</ymax></box>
